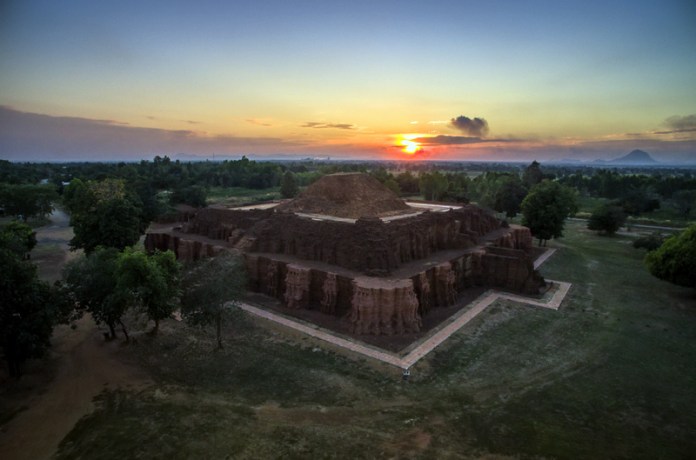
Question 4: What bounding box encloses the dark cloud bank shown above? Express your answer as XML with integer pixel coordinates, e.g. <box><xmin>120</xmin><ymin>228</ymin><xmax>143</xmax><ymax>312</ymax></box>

<box><xmin>0</xmin><ymin>106</ymin><xmax>297</xmax><ymax>161</ymax></box>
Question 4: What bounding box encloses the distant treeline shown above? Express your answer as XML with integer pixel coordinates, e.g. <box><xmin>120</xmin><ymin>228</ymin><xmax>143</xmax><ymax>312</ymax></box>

<box><xmin>2</xmin><ymin>156</ymin><xmax>696</xmax><ymax>222</ymax></box>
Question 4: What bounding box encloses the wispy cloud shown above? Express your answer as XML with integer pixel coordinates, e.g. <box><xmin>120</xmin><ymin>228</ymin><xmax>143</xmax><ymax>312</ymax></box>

<box><xmin>654</xmin><ymin>114</ymin><xmax>696</xmax><ymax>135</ymax></box>
<box><xmin>301</xmin><ymin>122</ymin><xmax>356</xmax><ymax>130</ymax></box>
<box><xmin>246</xmin><ymin>118</ymin><xmax>273</xmax><ymax>127</ymax></box>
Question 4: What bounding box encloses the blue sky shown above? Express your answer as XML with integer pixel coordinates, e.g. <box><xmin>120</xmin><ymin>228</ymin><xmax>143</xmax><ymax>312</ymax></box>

<box><xmin>1</xmin><ymin>0</ymin><xmax>695</xmax><ymax>161</ymax></box>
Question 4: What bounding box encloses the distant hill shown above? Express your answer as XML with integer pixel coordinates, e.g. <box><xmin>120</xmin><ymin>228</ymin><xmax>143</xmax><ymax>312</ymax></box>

<box><xmin>608</xmin><ymin>150</ymin><xmax>657</xmax><ymax>164</ymax></box>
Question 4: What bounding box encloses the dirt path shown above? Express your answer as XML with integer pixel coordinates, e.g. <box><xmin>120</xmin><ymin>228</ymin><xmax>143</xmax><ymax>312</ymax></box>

<box><xmin>0</xmin><ymin>316</ymin><xmax>151</xmax><ymax>460</ymax></box>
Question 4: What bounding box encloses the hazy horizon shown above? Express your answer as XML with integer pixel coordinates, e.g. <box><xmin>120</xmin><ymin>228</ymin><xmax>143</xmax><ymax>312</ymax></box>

<box><xmin>1</xmin><ymin>1</ymin><xmax>695</xmax><ymax>163</ymax></box>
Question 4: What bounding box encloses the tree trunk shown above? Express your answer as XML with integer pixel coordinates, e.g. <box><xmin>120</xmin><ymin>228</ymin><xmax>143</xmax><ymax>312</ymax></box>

<box><xmin>151</xmin><ymin>318</ymin><xmax>159</xmax><ymax>336</ymax></box>
<box><xmin>118</xmin><ymin>319</ymin><xmax>130</xmax><ymax>342</ymax></box>
<box><xmin>215</xmin><ymin>313</ymin><xmax>223</xmax><ymax>350</ymax></box>
<box><xmin>107</xmin><ymin>322</ymin><xmax>117</xmax><ymax>340</ymax></box>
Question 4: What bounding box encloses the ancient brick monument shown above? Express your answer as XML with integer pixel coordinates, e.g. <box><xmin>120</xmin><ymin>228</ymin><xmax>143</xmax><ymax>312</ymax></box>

<box><xmin>146</xmin><ymin>173</ymin><xmax>545</xmax><ymax>336</ymax></box>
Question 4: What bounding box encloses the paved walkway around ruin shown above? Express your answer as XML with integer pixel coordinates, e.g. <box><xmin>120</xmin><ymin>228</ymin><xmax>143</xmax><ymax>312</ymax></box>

<box><xmin>238</xmin><ymin>248</ymin><xmax>571</xmax><ymax>370</ymax></box>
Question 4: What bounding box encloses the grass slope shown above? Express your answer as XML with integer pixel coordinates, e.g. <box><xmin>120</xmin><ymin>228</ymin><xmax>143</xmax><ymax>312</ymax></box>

<box><xmin>55</xmin><ymin>221</ymin><xmax>696</xmax><ymax>459</ymax></box>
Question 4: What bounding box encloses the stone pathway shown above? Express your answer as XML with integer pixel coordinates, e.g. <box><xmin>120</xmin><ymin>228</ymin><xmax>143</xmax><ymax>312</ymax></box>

<box><xmin>238</xmin><ymin>248</ymin><xmax>570</xmax><ymax>370</ymax></box>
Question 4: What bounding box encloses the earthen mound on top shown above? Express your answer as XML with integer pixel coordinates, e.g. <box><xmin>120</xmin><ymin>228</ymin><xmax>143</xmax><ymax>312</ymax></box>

<box><xmin>275</xmin><ymin>173</ymin><xmax>411</xmax><ymax>219</ymax></box>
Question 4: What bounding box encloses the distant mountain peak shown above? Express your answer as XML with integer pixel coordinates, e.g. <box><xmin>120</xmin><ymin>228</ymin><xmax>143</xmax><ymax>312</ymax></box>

<box><xmin>609</xmin><ymin>149</ymin><xmax>657</xmax><ymax>164</ymax></box>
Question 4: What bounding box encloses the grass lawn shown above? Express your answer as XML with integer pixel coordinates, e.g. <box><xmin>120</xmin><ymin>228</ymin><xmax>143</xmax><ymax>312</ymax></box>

<box><xmin>54</xmin><ymin>221</ymin><xmax>696</xmax><ymax>459</ymax></box>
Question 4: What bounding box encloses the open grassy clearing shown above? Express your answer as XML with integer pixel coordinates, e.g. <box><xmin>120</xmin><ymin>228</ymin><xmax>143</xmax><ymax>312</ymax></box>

<box><xmin>48</xmin><ymin>220</ymin><xmax>696</xmax><ymax>459</ymax></box>
<box><xmin>206</xmin><ymin>186</ymin><xmax>281</xmax><ymax>207</ymax></box>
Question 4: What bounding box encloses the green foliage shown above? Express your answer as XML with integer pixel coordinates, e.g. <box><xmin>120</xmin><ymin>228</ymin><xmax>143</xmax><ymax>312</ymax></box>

<box><xmin>64</xmin><ymin>178</ymin><xmax>147</xmax><ymax>253</ymax></box>
<box><xmin>494</xmin><ymin>175</ymin><xmax>528</xmax><ymax>217</ymax></box>
<box><xmin>63</xmin><ymin>248</ymin><xmax>181</xmax><ymax>338</ymax></box>
<box><xmin>181</xmin><ymin>252</ymin><xmax>246</xmax><ymax>349</ymax></box>
<box><xmin>116</xmin><ymin>249</ymin><xmax>181</xmax><ymax>334</ymax></box>
<box><xmin>395</xmin><ymin>171</ymin><xmax>419</xmax><ymax>195</ymax></box>
<box><xmin>419</xmin><ymin>171</ymin><xmax>449</xmax><ymax>201</ymax></box>
<box><xmin>522</xmin><ymin>160</ymin><xmax>543</xmax><ymax>188</ymax></box>
<box><xmin>0</xmin><ymin>183</ymin><xmax>57</xmax><ymax>221</ymax></box>
<box><xmin>169</xmin><ymin>185</ymin><xmax>207</xmax><ymax>208</ymax></box>
<box><xmin>633</xmin><ymin>232</ymin><xmax>665</xmax><ymax>251</ymax></box>
<box><xmin>280</xmin><ymin>171</ymin><xmax>299</xmax><ymax>198</ymax></box>
<box><xmin>0</xmin><ymin>221</ymin><xmax>37</xmax><ymax>258</ymax></box>
<box><xmin>671</xmin><ymin>190</ymin><xmax>696</xmax><ymax>218</ymax></box>
<box><xmin>0</xmin><ymin>233</ymin><xmax>57</xmax><ymax>377</ymax></box>
<box><xmin>521</xmin><ymin>180</ymin><xmax>578</xmax><ymax>245</ymax></box>
<box><xmin>644</xmin><ymin>225</ymin><xmax>696</xmax><ymax>289</ymax></box>
<box><xmin>587</xmin><ymin>203</ymin><xmax>626</xmax><ymax>235</ymax></box>
<box><xmin>63</xmin><ymin>247</ymin><xmax>126</xmax><ymax>339</ymax></box>
<box><xmin>617</xmin><ymin>188</ymin><xmax>660</xmax><ymax>216</ymax></box>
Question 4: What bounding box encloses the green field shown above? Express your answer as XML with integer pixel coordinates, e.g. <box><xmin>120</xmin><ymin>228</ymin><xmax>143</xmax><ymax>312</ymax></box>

<box><xmin>50</xmin><ymin>221</ymin><xmax>696</xmax><ymax>458</ymax></box>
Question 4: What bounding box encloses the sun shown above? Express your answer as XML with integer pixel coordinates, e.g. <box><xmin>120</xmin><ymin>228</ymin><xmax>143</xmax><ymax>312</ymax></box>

<box><xmin>400</xmin><ymin>138</ymin><xmax>421</xmax><ymax>155</ymax></box>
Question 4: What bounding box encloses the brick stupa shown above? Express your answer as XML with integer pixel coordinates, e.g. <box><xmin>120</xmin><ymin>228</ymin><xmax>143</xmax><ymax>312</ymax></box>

<box><xmin>146</xmin><ymin>173</ymin><xmax>545</xmax><ymax>336</ymax></box>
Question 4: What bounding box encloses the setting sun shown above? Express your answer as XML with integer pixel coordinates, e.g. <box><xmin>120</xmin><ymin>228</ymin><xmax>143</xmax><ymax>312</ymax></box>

<box><xmin>400</xmin><ymin>137</ymin><xmax>421</xmax><ymax>155</ymax></box>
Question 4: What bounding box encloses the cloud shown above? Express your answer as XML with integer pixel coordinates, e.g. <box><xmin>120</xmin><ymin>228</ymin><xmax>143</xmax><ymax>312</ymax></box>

<box><xmin>450</xmin><ymin>115</ymin><xmax>489</xmax><ymax>137</ymax></box>
<box><xmin>301</xmin><ymin>122</ymin><xmax>355</xmax><ymax>130</ymax></box>
<box><xmin>0</xmin><ymin>106</ymin><xmax>300</xmax><ymax>161</ymax></box>
<box><xmin>246</xmin><ymin>118</ymin><xmax>272</xmax><ymax>127</ymax></box>
<box><xmin>412</xmin><ymin>135</ymin><xmax>511</xmax><ymax>145</ymax></box>
<box><xmin>654</xmin><ymin>114</ymin><xmax>696</xmax><ymax>135</ymax></box>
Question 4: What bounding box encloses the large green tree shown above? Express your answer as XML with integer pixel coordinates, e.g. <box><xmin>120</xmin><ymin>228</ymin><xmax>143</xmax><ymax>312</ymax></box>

<box><xmin>63</xmin><ymin>247</ymin><xmax>128</xmax><ymax>340</ymax></box>
<box><xmin>494</xmin><ymin>176</ymin><xmax>528</xmax><ymax>218</ymax></box>
<box><xmin>116</xmin><ymin>249</ymin><xmax>181</xmax><ymax>335</ymax></box>
<box><xmin>0</xmin><ymin>223</ymin><xmax>58</xmax><ymax>377</ymax></box>
<box><xmin>644</xmin><ymin>225</ymin><xmax>696</xmax><ymax>289</ymax></box>
<box><xmin>521</xmin><ymin>180</ymin><xmax>578</xmax><ymax>246</ymax></box>
<box><xmin>64</xmin><ymin>178</ymin><xmax>147</xmax><ymax>253</ymax></box>
<box><xmin>181</xmin><ymin>252</ymin><xmax>246</xmax><ymax>349</ymax></box>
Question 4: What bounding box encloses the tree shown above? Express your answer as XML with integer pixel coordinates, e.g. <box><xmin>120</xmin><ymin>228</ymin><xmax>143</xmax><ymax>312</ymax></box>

<box><xmin>521</xmin><ymin>181</ymin><xmax>578</xmax><ymax>246</ymax></box>
<box><xmin>0</xmin><ymin>221</ymin><xmax>36</xmax><ymax>258</ymax></box>
<box><xmin>280</xmin><ymin>171</ymin><xmax>299</xmax><ymax>198</ymax></box>
<box><xmin>419</xmin><ymin>172</ymin><xmax>449</xmax><ymax>201</ymax></box>
<box><xmin>0</xmin><ymin>184</ymin><xmax>57</xmax><ymax>222</ymax></box>
<box><xmin>633</xmin><ymin>232</ymin><xmax>665</xmax><ymax>251</ymax></box>
<box><xmin>522</xmin><ymin>161</ymin><xmax>544</xmax><ymax>188</ymax></box>
<box><xmin>181</xmin><ymin>252</ymin><xmax>246</xmax><ymax>349</ymax></box>
<box><xmin>169</xmin><ymin>185</ymin><xmax>207</xmax><ymax>208</ymax></box>
<box><xmin>587</xmin><ymin>203</ymin><xmax>627</xmax><ymax>235</ymax></box>
<box><xmin>64</xmin><ymin>179</ymin><xmax>147</xmax><ymax>254</ymax></box>
<box><xmin>644</xmin><ymin>225</ymin><xmax>696</xmax><ymax>289</ymax></box>
<box><xmin>116</xmin><ymin>249</ymin><xmax>181</xmax><ymax>335</ymax></box>
<box><xmin>494</xmin><ymin>176</ymin><xmax>528</xmax><ymax>218</ymax></box>
<box><xmin>0</xmin><ymin>225</ymin><xmax>57</xmax><ymax>378</ymax></box>
<box><xmin>63</xmin><ymin>248</ymin><xmax>129</xmax><ymax>340</ymax></box>
<box><xmin>671</xmin><ymin>190</ymin><xmax>696</xmax><ymax>218</ymax></box>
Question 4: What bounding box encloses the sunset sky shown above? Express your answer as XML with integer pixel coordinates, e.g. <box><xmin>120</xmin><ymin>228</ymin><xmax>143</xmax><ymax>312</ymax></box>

<box><xmin>1</xmin><ymin>0</ymin><xmax>695</xmax><ymax>162</ymax></box>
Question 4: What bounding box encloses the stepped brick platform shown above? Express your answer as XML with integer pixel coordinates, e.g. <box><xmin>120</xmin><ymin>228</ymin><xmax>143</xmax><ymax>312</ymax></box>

<box><xmin>146</xmin><ymin>173</ymin><xmax>545</xmax><ymax>336</ymax></box>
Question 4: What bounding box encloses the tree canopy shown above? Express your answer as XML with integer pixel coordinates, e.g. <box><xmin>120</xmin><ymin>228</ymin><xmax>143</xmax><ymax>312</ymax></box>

<box><xmin>63</xmin><ymin>178</ymin><xmax>147</xmax><ymax>253</ymax></box>
<box><xmin>280</xmin><ymin>171</ymin><xmax>299</xmax><ymax>198</ymax></box>
<box><xmin>0</xmin><ymin>183</ymin><xmax>57</xmax><ymax>222</ymax></box>
<box><xmin>587</xmin><ymin>203</ymin><xmax>627</xmax><ymax>235</ymax></box>
<box><xmin>181</xmin><ymin>252</ymin><xmax>246</xmax><ymax>349</ymax></box>
<box><xmin>521</xmin><ymin>180</ymin><xmax>578</xmax><ymax>246</ymax></box>
<box><xmin>644</xmin><ymin>225</ymin><xmax>696</xmax><ymax>289</ymax></box>
<box><xmin>0</xmin><ymin>223</ymin><xmax>59</xmax><ymax>377</ymax></box>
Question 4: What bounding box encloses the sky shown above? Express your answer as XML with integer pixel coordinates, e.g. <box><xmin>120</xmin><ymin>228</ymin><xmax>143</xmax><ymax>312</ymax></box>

<box><xmin>1</xmin><ymin>0</ymin><xmax>695</xmax><ymax>163</ymax></box>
